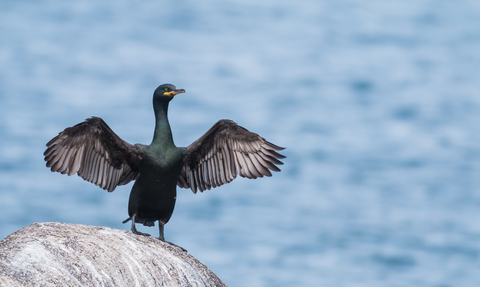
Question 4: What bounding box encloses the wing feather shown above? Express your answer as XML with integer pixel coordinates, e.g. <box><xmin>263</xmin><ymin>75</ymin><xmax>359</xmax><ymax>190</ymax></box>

<box><xmin>44</xmin><ymin>117</ymin><xmax>142</xmax><ymax>192</ymax></box>
<box><xmin>69</xmin><ymin>146</ymin><xmax>84</xmax><ymax>176</ymax></box>
<box><xmin>178</xmin><ymin>119</ymin><xmax>285</xmax><ymax>193</ymax></box>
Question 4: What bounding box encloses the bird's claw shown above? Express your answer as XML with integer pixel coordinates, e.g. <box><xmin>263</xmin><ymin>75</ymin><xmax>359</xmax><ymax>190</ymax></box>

<box><xmin>132</xmin><ymin>230</ymin><xmax>151</xmax><ymax>237</ymax></box>
<box><xmin>166</xmin><ymin>241</ymin><xmax>187</xmax><ymax>252</ymax></box>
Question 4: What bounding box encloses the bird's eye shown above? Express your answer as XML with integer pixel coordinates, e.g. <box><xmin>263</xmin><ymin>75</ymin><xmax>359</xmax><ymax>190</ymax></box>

<box><xmin>164</xmin><ymin>88</ymin><xmax>169</xmax><ymax>92</ymax></box>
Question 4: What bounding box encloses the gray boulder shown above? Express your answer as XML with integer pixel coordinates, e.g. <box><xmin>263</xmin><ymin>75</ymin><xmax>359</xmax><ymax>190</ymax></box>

<box><xmin>0</xmin><ymin>222</ymin><xmax>226</xmax><ymax>287</ymax></box>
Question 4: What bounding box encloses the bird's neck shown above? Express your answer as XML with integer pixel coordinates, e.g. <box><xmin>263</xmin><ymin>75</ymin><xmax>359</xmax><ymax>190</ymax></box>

<box><xmin>151</xmin><ymin>102</ymin><xmax>175</xmax><ymax>150</ymax></box>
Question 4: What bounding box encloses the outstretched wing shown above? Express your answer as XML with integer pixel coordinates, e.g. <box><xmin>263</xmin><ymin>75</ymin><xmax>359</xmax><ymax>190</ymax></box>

<box><xmin>177</xmin><ymin>119</ymin><xmax>285</xmax><ymax>193</ymax></box>
<box><xmin>44</xmin><ymin>117</ymin><xmax>142</xmax><ymax>192</ymax></box>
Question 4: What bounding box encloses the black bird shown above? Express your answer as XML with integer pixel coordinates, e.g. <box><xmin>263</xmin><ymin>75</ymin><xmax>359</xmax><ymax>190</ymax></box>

<box><xmin>44</xmin><ymin>84</ymin><xmax>285</xmax><ymax>241</ymax></box>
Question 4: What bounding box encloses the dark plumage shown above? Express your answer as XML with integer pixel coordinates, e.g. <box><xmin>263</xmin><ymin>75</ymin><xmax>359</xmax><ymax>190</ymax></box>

<box><xmin>44</xmin><ymin>84</ymin><xmax>285</xmax><ymax>241</ymax></box>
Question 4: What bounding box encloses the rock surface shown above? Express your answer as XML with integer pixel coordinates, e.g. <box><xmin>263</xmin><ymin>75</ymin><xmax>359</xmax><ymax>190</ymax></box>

<box><xmin>0</xmin><ymin>222</ymin><xmax>226</xmax><ymax>287</ymax></box>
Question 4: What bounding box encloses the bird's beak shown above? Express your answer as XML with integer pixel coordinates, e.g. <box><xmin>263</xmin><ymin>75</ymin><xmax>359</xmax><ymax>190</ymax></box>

<box><xmin>164</xmin><ymin>89</ymin><xmax>185</xmax><ymax>97</ymax></box>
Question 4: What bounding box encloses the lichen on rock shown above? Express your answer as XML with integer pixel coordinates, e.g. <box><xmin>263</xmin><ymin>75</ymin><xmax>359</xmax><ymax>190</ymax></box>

<box><xmin>0</xmin><ymin>222</ymin><xmax>226</xmax><ymax>287</ymax></box>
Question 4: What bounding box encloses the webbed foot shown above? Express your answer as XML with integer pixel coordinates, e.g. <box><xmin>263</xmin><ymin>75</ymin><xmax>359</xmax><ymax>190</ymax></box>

<box><xmin>166</xmin><ymin>241</ymin><xmax>187</xmax><ymax>252</ymax></box>
<box><xmin>127</xmin><ymin>214</ymin><xmax>151</xmax><ymax>237</ymax></box>
<box><xmin>132</xmin><ymin>230</ymin><xmax>151</xmax><ymax>237</ymax></box>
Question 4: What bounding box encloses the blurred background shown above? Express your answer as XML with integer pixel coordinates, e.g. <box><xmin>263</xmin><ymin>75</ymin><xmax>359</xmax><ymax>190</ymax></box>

<box><xmin>1</xmin><ymin>0</ymin><xmax>480</xmax><ymax>286</ymax></box>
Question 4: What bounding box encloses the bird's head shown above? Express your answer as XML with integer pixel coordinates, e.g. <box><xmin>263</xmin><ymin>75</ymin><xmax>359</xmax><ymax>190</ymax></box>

<box><xmin>153</xmin><ymin>84</ymin><xmax>185</xmax><ymax>103</ymax></box>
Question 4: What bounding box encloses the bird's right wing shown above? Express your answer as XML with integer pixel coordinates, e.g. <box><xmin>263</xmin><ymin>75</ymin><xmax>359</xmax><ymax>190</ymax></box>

<box><xmin>44</xmin><ymin>117</ymin><xmax>142</xmax><ymax>192</ymax></box>
<box><xmin>177</xmin><ymin>119</ymin><xmax>285</xmax><ymax>193</ymax></box>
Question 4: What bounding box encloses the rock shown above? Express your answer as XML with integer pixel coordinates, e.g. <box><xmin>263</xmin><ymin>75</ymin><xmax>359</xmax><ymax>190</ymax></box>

<box><xmin>0</xmin><ymin>222</ymin><xmax>226</xmax><ymax>287</ymax></box>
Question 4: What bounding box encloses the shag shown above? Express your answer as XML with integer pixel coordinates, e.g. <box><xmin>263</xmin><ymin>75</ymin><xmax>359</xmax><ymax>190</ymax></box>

<box><xmin>44</xmin><ymin>84</ymin><xmax>285</xmax><ymax>241</ymax></box>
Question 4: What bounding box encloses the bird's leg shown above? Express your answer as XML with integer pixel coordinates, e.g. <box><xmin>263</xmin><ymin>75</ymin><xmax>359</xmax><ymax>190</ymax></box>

<box><xmin>131</xmin><ymin>214</ymin><xmax>150</xmax><ymax>237</ymax></box>
<box><xmin>158</xmin><ymin>221</ymin><xmax>165</xmax><ymax>241</ymax></box>
<box><xmin>159</xmin><ymin>220</ymin><xmax>187</xmax><ymax>252</ymax></box>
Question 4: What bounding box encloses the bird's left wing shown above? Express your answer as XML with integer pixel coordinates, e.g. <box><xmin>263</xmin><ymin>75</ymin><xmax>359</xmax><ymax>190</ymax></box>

<box><xmin>44</xmin><ymin>117</ymin><xmax>142</xmax><ymax>192</ymax></box>
<box><xmin>177</xmin><ymin>119</ymin><xmax>285</xmax><ymax>193</ymax></box>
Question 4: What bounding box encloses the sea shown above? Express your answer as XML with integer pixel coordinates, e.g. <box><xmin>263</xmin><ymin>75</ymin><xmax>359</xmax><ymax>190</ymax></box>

<box><xmin>1</xmin><ymin>1</ymin><xmax>480</xmax><ymax>286</ymax></box>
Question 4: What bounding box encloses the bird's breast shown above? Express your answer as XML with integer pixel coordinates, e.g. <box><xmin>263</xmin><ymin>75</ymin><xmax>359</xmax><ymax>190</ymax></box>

<box><xmin>140</xmin><ymin>147</ymin><xmax>184</xmax><ymax>175</ymax></box>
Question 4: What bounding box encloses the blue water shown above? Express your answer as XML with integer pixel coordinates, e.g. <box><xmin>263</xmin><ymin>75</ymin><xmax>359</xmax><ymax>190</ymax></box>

<box><xmin>1</xmin><ymin>1</ymin><xmax>480</xmax><ymax>286</ymax></box>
